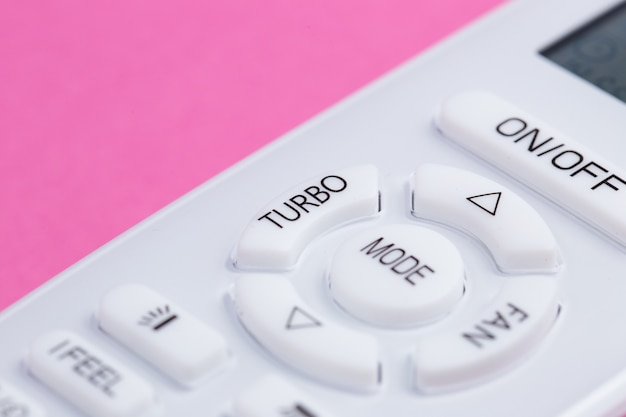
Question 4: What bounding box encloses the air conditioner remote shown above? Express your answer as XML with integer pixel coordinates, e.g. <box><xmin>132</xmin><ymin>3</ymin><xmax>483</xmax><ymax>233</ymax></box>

<box><xmin>3</xmin><ymin>0</ymin><xmax>626</xmax><ymax>416</ymax></box>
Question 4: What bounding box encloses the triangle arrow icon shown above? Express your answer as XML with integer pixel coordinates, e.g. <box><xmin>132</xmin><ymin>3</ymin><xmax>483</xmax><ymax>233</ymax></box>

<box><xmin>467</xmin><ymin>192</ymin><xmax>502</xmax><ymax>216</ymax></box>
<box><xmin>286</xmin><ymin>306</ymin><xmax>322</xmax><ymax>330</ymax></box>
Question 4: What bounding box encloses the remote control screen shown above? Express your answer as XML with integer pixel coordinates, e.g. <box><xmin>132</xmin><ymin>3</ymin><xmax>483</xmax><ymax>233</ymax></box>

<box><xmin>541</xmin><ymin>2</ymin><xmax>626</xmax><ymax>103</ymax></box>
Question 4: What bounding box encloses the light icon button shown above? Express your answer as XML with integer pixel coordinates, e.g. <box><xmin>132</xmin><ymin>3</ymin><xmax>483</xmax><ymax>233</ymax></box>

<box><xmin>98</xmin><ymin>284</ymin><xmax>230</xmax><ymax>387</ymax></box>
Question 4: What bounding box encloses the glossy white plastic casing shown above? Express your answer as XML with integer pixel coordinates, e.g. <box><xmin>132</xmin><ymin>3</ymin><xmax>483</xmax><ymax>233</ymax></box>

<box><xmin>2</xmin><ymin>0</ymin><xmax>626</xmax><ymax>416</ymax></box>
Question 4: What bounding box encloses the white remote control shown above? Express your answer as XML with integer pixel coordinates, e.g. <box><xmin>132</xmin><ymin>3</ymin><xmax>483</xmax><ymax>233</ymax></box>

<box><xmin>3</xmin><ymin>0</ymin><xmax>626</xmax><ymax>416</ymax></box>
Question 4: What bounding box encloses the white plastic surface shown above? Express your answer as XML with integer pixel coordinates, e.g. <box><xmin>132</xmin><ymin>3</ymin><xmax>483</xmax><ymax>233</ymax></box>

<box><xmin>234</xmin><ymin>165</ymin><xmax>380</xmax><ymax>269</ymax></box>
<box><xmin>3</xmin><ymin>0</ymin><xmax>626</xmax><ymax>416</ymax></box>
<box><xmin>233</xmin><ymin>275</ymin><xmax>381</xmax><ymax>392</ymax></box>
<box><xmin>98</xmin><ymin>284</ymin><xmax>230</xmax><ymax>387</ymax></box>
<box><xmin>26</xmin><ymin>331</ymin><xmax>156</xmax><ymax>417</ymax></box>
<box><xmin>558</xmin><ymin>368</ymin><xmax>626</xmax><ymax>417</ymax></box>
<box><xmin>0</xmin><ymin>379</ymin><xmax>46</xmax><ymax>417</ymax></box>
<box><xmin>413</xmin><ymin>276</ymin><xmax>559</xmax><ymax>392</ymax></box>
<box><xmin>329</xmin><ymin>224</ymin><xmax>465</xmax><ymax>326</ymax></box>
<box><xmin>232</xmin><ymin>374</ymin><xmax>335</xmax><ymax>417</ymax></box>
<box><xmin>412</xmin><ymin>164</ymin><xmax>560</xmax><ymax>272</ymax></box>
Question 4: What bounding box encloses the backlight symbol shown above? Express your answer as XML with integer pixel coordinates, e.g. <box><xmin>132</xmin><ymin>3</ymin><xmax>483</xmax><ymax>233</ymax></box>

<box><xmin>138</xmin><ymin>305</ymin><xmax>178</xmax><ymax>331</ymax></box>
<box><xmin>281</xmin><ymin>403</ymin><xmax>317</xmax><ymax>417</ymax></box>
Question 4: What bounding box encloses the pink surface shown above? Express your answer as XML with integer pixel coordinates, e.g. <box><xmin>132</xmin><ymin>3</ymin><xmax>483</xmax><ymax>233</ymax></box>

<box><xmin>0</xmin><ymin>0</ymin><xmax>504</xmax><ymax>311</ymax></box>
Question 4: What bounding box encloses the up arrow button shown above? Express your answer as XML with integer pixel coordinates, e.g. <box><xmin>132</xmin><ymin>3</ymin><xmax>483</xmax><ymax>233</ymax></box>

<box><xmin>286</xmin><ymin>306</ymin><xmax>322</xmax><ymax>330</ymax></box>
<box><xmin>467</xmin><ymin>192</ymin><xmax>502</xmax><ymax>216</ymax></box>
<box><xmin>412</xmin><ymin>164</ymin><xmax>560</xmax><ymax>273</ymax></box>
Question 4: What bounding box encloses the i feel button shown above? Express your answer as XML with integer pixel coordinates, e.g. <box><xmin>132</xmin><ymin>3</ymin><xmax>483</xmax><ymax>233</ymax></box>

<box><xmin>329</xmin><ymin>224</ymin><xmax>465</xmax><ymax>327</ymax></box>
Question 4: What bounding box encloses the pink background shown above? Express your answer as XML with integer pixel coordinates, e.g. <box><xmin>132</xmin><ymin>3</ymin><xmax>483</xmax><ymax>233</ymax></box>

<box><xmin>0</xmin><ymin>0</ymin><xmax>504</xmax><ymax>311</ymax></box>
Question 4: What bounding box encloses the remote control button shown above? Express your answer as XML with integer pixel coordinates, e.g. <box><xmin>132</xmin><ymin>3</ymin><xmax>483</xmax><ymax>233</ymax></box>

<box><xmin>412</xmin><ymin>276</ymin><xmax>559</xmax><ymax>392</ymax></box>
<box><xmin>98</xmin><ymin>284</ymin><xmax>230</xmax><ymax>387</ymax></box>
<box><xmin>232</xmin><ymin>374</ymin><xmax>335</xmax><ymax>417</ymax></box>
<box><xmin>412</xmin><ymin>164</ymin><xmax>559</xmax><ymax>273</ymax></box>
<box><xmin>436</xmin><ymin>90</ymin><xmax>626</xmax><ymax>247</ymax></box>
<box><xmin>27</xmin><ymin>330</ymin><xmax>155</xmax><ymax>417</ymax></box>
<box><xmin>0</xmin><ymin>379</ymin><xmax>46</xmax><ymax>417</ymax></box>
<box><xmin>329</xmin><ymin>224</ymin><xmax>464</xmax><ymax>326</ymax></box>
<box><xmin>233</xmin><ymin>275</ymin><xmax>381</xmax><ymax>392</ymax></box>
<box><xmin>234</xmin><ymin>165</ymin><xmax>380</xmax><ymax>269</ymax></box>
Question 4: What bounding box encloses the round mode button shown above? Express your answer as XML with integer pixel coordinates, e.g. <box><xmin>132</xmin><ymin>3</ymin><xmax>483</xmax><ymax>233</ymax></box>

<box><xmin>329</xmin><ymin>224</ymin><xmax>465</xmax><ymax>327</ymax></box>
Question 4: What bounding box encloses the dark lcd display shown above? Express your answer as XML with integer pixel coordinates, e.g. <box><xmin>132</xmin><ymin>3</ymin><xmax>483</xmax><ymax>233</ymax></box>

<box><xmin>541</xmin><ymin>2</ymin><xmax>626</xmax><ymax>103</ymax></box>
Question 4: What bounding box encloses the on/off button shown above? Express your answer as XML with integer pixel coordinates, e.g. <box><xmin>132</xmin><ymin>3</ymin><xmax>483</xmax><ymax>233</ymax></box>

<box><xmin>436</xmin><ymin>90</ymin><xmax>626</xmax><ymax>247</ymax></box>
